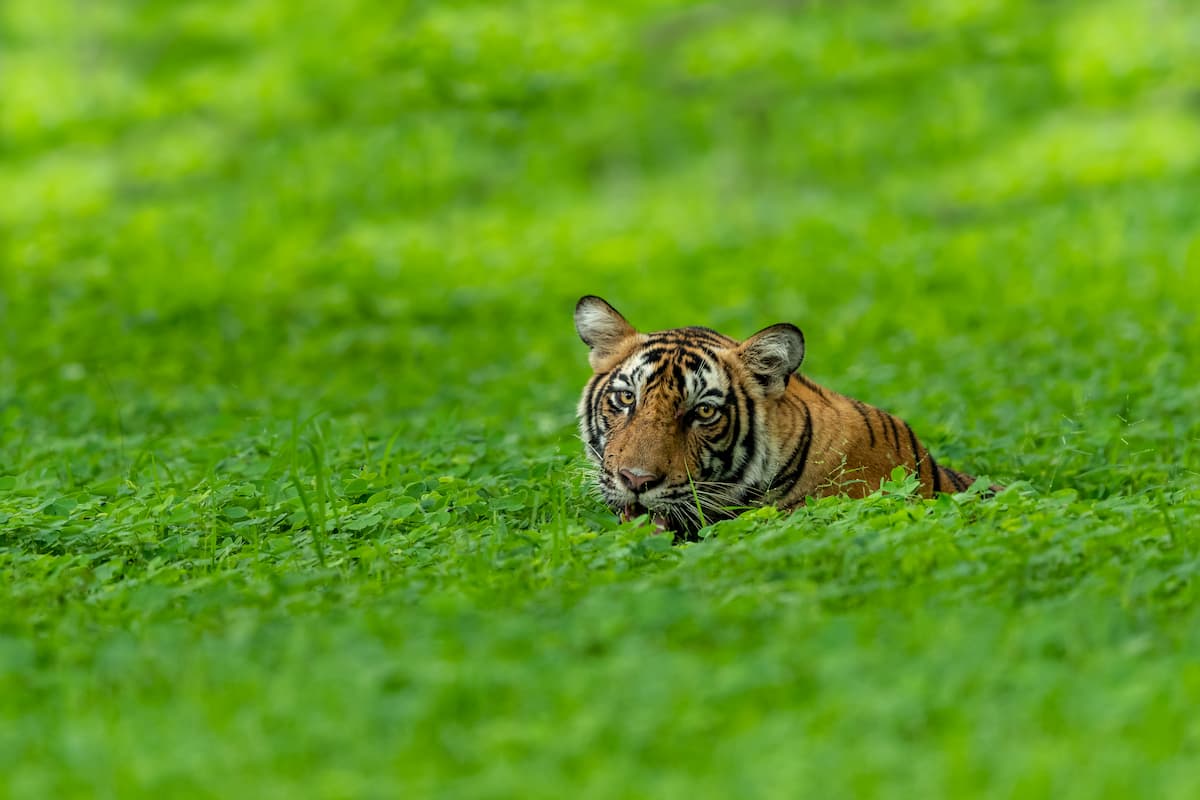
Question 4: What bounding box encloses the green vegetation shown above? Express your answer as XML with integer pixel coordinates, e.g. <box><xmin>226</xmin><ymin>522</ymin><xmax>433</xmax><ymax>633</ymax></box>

<box><xmin>3</xmin><ymin>0</ymin><xmax>1199</xmax><ymax>796</ymax></box>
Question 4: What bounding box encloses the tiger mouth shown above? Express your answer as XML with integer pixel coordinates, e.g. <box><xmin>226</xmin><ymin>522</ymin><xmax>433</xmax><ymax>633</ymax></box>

<box><xmin>619</xmin><ymin>502</ymin><xmax>671</xmax><ymax>534</ymax></box>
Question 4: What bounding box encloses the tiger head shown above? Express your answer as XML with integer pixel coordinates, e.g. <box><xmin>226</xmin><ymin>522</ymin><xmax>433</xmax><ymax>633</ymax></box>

<box><xmin>574</xmin><ymin>295</ymin><xmax>805</xmax><ymax>535</ymax></box>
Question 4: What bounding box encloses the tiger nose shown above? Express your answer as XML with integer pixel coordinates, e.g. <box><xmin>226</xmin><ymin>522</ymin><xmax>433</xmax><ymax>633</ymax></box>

<box><xmin>618</xmin><ymin>467</ymin><xmax>662</xmax><ymax>492</ymax></box>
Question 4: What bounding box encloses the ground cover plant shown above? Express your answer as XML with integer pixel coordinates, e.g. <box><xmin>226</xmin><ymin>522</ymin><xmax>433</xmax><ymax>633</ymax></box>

<box><xmin>2</xmin><ymin>0</ymin><xmax>1200</xmax><ymax>797</ymax></box>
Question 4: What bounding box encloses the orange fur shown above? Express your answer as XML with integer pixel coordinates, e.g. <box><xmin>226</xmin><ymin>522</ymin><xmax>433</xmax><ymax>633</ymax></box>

<box><xmin>575</xmin><ymin>296</ymin><xmax>991</xmax><ymax>534</ymax></box>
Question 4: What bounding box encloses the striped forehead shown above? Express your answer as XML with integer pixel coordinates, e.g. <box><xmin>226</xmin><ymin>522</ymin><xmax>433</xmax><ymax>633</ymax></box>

<box><xmin>614</xmin><ymin>338</ymin><xmax>729</xmax><ymax>401</ymax></box>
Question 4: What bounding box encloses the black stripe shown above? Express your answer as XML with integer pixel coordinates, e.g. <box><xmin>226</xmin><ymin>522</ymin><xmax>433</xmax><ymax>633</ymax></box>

<box><xmin>947</xmin><ymin>469</ymin><xmax>967</xmax><ymax>492</ymax></box>
<box><xmin>774</xmin><ymin>400</ymin><xmax>814</xmax><ymax>492</ymax></box>
<box><xmin>720</xmin><ymin>367</ymin><xmax>748</xmax><ymax>482</ymax></box>
<box><xmin>643</xmin><ymin>336</ymin><xmax>728</xmax><ymax>353</ymax></box>
<box><xmin>582</xmin><ymin>376</ymin><xmax>601</xmax><ymax>442</ymax></box>
<box><xmin>670</xmin><ymin>360</ymin><xmax>686</xmax><ymax>396</ymax></box>
<box><xmin>641</xmin><ymin>353</ymin><xmax>674</xmax><ymax>392</ymax></box>
<box><xmin>724</xmin><ymin>369</ymin><xmax>757</xmax><ymax>484</ymax></box>
<box><xmin>588</xmin><ymin>378</ymin><xmax>608</xmax><ymax>455</ymax></box>
<box><xmin>647</xmin><ymin>327</ymin><xmax>732</xmax><ymax>342</ymax></box>
<box><xmin>944</xmin><ymin>470</ymin><xmax>958</xmax><ymax>492</ymax></box>
<box><xmin>798</xmin><ymin>375</ymin><xmax>832</xmax><ymax>404</ymax></box>
<box><xmin>902</xmin><ymin>420</ymin><xmax>923</xmax><ymax>485</ymax></box>
<box><xmin>739</xmin><ymin>392</ymin><xmax>757</xmax><ymax>475</ymax></box>
<box><xmin>708</xmin><ymin>424</ymin><xmax>735</xmax><ymax>473</ymax></box>
<box><xmin>850</xmin><ymin>401</ymin><xmax>875</xmax><ymax>447</ymax></box>
<box><xmin>874</xmin><ymin>408</ymin><xmax>891</xmax><ymax>446</ymax></box>
<box><xmin>633</xmin><ymin>346</ymin><xmax>671</xmax><ymax>363</ymax></box>
<box><xmin>881</xmin><ymin>411</ymin><xmax>902</xmax><ymax>455</ymax></box>
<box><xmin>929</xmin><ymin>454</ymin><xmax>943</xmax><ymax>494</ymax></box>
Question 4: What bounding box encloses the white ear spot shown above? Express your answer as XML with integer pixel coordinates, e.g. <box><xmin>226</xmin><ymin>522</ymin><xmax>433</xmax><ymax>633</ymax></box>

<box><xmin>738</xmin><ymin>323</ymin><xmax>805</xmax><ymax>395</ymax></box>
<box><xmin>575</xmin><ymin>301</ymin><xmax>621</xmax><ymax>345</ymax></box>
<box><xmin>574</xmin><ymin>296</ymin><xmax>636</xmax><ymax>367</ymax></box>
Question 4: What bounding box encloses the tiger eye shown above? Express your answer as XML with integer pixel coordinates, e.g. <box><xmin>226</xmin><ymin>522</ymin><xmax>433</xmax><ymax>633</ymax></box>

<box><xmin>615</xmin><ymin>390</ymin><xmax>635</xmax><ymax>406</ymax></box>
<box><xmin>695</xmin><ymin>403</ymin><xmax>718</xmax><ymax>420</ymax></box>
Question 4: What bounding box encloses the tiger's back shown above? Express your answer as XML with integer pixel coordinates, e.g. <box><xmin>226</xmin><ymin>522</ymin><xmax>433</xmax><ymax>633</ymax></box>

<box><xmin>761</xmin><ymin>373</ymin><xmax>979</xmax><ymax>506</ymax></box>
<box><xmin>574</xmin><ymin>296</ymin><xmax>990</xmax><ymax>535</ymax></box>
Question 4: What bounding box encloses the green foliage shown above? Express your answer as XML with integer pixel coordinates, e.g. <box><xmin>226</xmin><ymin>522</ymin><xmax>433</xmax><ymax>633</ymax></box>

<box><xmin>2</xmin><ymin>0</ymin><xmax>1199</xmax><ymax>797</ymax></box>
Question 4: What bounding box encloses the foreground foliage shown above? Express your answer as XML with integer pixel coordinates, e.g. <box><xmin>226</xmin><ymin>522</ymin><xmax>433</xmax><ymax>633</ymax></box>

<box><xmin>2</xmin><ymin>0</ymin><xmax>1199</xmax><ymax>797</ymax></box>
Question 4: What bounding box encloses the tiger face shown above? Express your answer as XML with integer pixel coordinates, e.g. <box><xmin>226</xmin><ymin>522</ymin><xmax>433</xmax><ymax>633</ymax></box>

<box><xmin>575</xmin><ymin>296</ymin><xmax>805</xmax><ymax>535</ymax></box>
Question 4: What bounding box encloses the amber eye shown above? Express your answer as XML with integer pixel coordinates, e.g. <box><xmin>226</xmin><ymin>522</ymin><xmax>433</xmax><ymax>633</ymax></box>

<box><xmin>612</xmin><ymin>390</ymin><xmax>636</xmax><ymax>408</ymax></box>
<box><xmin>693</xmin><ymin>403</ymin><xmax>719</xmax><ymax>422</ymax></box>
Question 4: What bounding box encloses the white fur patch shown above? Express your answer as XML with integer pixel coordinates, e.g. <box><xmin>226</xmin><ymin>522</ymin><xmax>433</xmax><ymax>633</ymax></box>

<box><xmin>575</xmin><ymin>303</ymin><xmax>622</xmax><ymax>345</ymax></box>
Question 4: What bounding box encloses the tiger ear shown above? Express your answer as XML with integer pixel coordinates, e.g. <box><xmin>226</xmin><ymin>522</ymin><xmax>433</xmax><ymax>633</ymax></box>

<box><xmin>575</xmin><ymin>296</ymin><xmax>637</xmax><ymax>369</ymax></box>
<box><xmin>737</xmin><ymin>323</ymin><xmax>805</xmax><ymax>395</ymax></box>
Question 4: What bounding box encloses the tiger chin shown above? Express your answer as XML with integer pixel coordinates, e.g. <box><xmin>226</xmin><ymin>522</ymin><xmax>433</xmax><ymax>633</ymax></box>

<box><xmin>574</xmin><ymin>295</ymin><xmax>994</xmax><ymax>539</ymax></box>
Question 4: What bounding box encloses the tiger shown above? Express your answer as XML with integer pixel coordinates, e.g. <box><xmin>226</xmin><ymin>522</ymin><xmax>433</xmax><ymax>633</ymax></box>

<box><xmin>574</xmin><ymin>295</ymin><xmax>993</xmax><ymax>536</ymax></box>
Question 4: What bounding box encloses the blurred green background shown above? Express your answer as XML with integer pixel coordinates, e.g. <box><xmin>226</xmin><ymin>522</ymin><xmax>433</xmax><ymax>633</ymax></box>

<box><xmin>3</xmin><ymin>0</ymin><xmax>1200</xmax><ymax>797</ymax></box>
